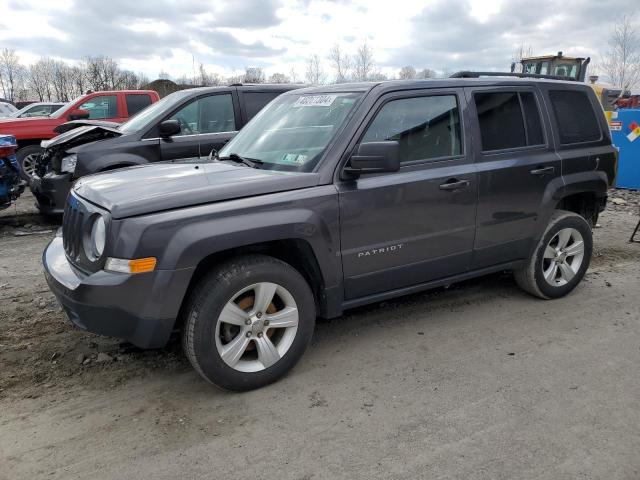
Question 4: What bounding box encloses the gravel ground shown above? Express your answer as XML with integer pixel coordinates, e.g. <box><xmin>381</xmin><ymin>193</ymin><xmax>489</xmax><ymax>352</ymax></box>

<box><xmin>0</xmin><ymin>190</ymin><xmax>639</xmax><ymax>480</ymax></box>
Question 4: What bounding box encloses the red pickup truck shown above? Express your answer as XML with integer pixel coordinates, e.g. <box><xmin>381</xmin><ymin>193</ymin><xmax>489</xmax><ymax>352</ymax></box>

<box><xmin>0</xmin><ymin>90</ymin><xmax>159</xmax><ymax>180</ymax></box>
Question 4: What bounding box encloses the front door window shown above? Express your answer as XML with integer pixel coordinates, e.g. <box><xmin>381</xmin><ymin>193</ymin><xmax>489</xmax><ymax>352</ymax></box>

<box><xmin>77</xmin><ymin>95</ymin><xmax>118</xmax><ymax>119</ymax></box>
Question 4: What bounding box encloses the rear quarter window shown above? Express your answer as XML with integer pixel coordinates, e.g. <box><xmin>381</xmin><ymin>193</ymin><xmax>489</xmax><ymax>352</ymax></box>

<box><xmin>548</xmin><ymin>90</ymin><xmax>601</xmax><ymax>144</ymax></box>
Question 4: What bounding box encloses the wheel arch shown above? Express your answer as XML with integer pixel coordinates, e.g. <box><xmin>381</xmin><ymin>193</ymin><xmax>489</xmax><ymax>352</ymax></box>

<box><xmin>539</xmin><ymin>171</ymin><xmax>608</xmax><ymax>233</ymax></box>
<box><xmin>177</xmin><ymin>238</ymin><xmax>329</xmax><ymax>326</ymax></box>
<box><xmin>16</xmin><ymin>139</ymin><xmax>45</xmax><ymax>150</ymax></box>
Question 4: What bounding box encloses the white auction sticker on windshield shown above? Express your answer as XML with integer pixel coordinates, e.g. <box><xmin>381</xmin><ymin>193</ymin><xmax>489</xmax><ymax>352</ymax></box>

<box><xmin>293</xmin><ymin>95</ymin><xmax>337</xmax><ymax>107</ymax></box>
<box><xmin>282</xmin><ymin>153</ymin><xmax>308</xmax><ymax>164</ymax></box>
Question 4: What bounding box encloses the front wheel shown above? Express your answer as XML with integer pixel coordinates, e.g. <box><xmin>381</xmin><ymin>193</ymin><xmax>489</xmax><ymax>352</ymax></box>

<box><xmin>515</xmin><ymin>210</ymin><xmax>593</xmax><ymax>299</ymax></box>
<box><xmin>182</xmin><ymin>255</ymin><xmax>316</xmax><ymax>391</ymax></box>
<box><xmin>16</xmin><ymin>145</ymin><xmax>44</xmax><ymax>181</ymax></box>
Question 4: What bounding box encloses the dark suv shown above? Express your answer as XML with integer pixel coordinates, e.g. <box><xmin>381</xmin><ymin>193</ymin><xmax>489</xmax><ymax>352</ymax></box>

<box><xmin>30</xmin><ymin>84</ymin><xmax>302</xmax><ymax>214</ymax></box>
<box><xmin>43</xmin><ymin>78</ymin><xmax>616</xmax><ymax>391</ymax></box>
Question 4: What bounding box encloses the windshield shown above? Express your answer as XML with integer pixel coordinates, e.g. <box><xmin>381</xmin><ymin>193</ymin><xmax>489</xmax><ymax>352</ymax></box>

<box><xmin>119</xmin><ymin>93</ymin><xmax>180</xmax><ymax>133</ymax></box>
<box><xmin>50</xmin><ymin>95</ymin><xmax>84</xmax><ymax>119</ymax></box>
<box><xmin>218</xmin><ymin>92</ymin><xmax>363</xmax><ymax>171</ymax></box>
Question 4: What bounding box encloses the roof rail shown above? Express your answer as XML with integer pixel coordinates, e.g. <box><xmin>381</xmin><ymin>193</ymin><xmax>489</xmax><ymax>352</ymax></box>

<box><xmin>450</xmin><ymin>71</ymin><xmax>576</xmax><ymax>81</ymax></box>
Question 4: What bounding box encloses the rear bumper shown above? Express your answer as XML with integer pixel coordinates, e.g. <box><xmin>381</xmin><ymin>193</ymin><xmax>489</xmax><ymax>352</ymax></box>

<box><xmin>43</xmin><ymin>234</ymin><xmax>194</xmax><ymax>348</ymax></box>
<box><xmin>30</xmin><ymin>172</ymin><xmax>72</xmax><ymax>215</ymax></box>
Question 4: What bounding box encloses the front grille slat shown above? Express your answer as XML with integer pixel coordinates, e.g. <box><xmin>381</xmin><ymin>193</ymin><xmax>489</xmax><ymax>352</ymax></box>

<box><xmin>62</xmin><ymin>194</ymin><xmax>85</xmax><ymax>262</ymax></box>
<box><xmin>61</xmin><ymin>192</ymin><xmax>108</xmax><ymax>273</ymax></box>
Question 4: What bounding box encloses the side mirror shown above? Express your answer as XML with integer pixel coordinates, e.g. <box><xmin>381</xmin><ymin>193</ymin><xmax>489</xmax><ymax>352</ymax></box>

<box><xmin>159</xmin><ymin>119</ymin><xmax>181</xmax><ymax>138</ymax></box>
<box><xmin>68</xmin><ymin>109</ymin><xmax>90</xmax><ymax>120</ymax></box>
<box><xmin>347</xmin><ymin>141</ymin><xmax>400</xmax><ymax>176</ymax></box>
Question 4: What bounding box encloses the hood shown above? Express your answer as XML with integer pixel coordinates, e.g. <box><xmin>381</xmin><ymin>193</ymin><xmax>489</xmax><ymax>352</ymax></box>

<box><xmin>74</xmin><ymin>161</ymin><xmax>320</xmax><ymax>219</ymax></box>
<box><xmin>41</xmin><ymin>124</ymin><xmax>122</xmax><ymax>150</ymax></box>
<box><xmin>54</xmin><ymin>119</ymin><xmax>121</xmax><ymax>134</ymax></box>
<box><xmin>0</xmin><ymin>116</ymin><xmax>58</xmax><ymax>126</ymax></box>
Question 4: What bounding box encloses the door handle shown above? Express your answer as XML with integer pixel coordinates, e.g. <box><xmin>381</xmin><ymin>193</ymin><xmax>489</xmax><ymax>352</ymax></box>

<box><xmin>439</xmin><ymin>179</ymin><xmax>470</xmax><ymax>191</ymax></box>
<box><xmin>530</xmin><ymin>166</ymin><xmax>555</xmax><ymax>176</ymax></box>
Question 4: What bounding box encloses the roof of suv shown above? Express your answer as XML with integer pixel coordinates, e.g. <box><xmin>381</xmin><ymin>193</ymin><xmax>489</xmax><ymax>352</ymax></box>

<box><xmin>290</xmin><ymin>77</ymin><xmax>591</xmax><ymax>96</ymax></box>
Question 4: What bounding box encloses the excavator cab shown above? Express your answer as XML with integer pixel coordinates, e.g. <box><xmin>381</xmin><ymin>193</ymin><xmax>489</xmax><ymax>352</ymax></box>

<box><xmin>513</xmin><ymin>51</ymin><xmax>590</xmax><ymax>82</ymax></box>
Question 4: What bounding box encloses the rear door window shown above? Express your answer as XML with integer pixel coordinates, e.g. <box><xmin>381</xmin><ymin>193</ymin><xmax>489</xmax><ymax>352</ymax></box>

<box><xmin>126</xmin><ymin>94</ymin><xmax>152</xmax><ymax>117</ymax></box>
<box><xmin>474</xmin><ymin>91</ymin><xmax>545</xmax><ymax>151</ymax></box>
<box><xmin>548</xmin><ymin>90</ymin><xmax>601</xmax><ymax>144</ymax></box>
<box><xmin>361</xmin><ymin>94</ymin><xmax>462</xmax><ymax>164</ymax></box>
<box><xmin>244</xmin><ymin>92</ymin><xmax>281</xmax><ymax>120</ymax></box>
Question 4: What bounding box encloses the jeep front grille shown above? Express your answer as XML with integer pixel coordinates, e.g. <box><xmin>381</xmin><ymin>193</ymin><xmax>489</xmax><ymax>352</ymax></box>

<box><xmin>62</xmin><ymin>195</ymin><xmax>84</xmax><ymax>261</ymax></box>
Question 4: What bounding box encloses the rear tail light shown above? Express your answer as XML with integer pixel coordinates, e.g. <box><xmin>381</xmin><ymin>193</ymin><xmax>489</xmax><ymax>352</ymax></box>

<box><xmin>0</xmin><ymin>145</ymin><xmax>17</xmax><ymax>157</ymax></box>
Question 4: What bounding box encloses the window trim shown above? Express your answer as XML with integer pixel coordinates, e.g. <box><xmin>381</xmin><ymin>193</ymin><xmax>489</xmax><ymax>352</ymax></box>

<box><xmin>547</xmin><ymin>89</ymin><xmax>604</xmax><ymax>147</ymax></box>
<box><xmin>355</xmin><ymin>91</ymin><xmax>466</xmax><ymax>168</ymax></box>
<box><xmin>473</xmin><ymin>89</ymin><xmax>548</xmax><ymax>155</ymax></box>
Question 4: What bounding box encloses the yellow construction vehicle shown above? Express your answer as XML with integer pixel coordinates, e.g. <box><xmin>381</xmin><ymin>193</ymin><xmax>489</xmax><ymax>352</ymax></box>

<box><xmin>512</xmin><ymin>51</ymin><xmax>590</xmax><ymax>81</ymax></box>
<box><xmin>512</xmin><ymin>52</ymin><xmax>622</xmax><ymax>110</ymax></box>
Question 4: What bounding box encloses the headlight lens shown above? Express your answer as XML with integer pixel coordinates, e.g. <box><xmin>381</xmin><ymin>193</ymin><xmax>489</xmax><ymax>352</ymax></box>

<box><xmin>89</xmin><ymin>215</ymin><xmax>106</xmax><ymax>258</ymax></box>
<box><xmin>61</xmin><ymin>154</ymin><xmax>77</xmax><ymax>173</ymax></box>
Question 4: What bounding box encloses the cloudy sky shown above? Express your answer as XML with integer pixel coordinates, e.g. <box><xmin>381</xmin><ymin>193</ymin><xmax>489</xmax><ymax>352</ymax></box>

<box><xmin>0</xmin><ymin>0</ymin><xmax>635</xmax><ymax>81</ymax></box>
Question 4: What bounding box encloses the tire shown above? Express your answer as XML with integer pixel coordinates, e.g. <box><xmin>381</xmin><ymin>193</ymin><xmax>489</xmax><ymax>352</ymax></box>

<box><xmin>16</xmin><ymin>145</ymin><xmax>44</xmax><ymax>181</ymax></box>
<box><xmin>182</xmin><ymin>254</ymin><xmax>316</xmax><ymax>391</ymax></box>
<box><xmin>514</xmin><ymin>210</ymin><xmax>593</xmax><ymax>299</ymax></box>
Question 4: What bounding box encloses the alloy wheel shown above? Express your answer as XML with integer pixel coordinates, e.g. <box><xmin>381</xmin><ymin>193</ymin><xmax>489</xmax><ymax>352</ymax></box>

<box><xmin>541</xmin><ymin>227</ymin><xmax>585</xmax><ymax>287</ymax></box>
<box><xmin>214</xmin><ymin>282</ymin><xmax>299</xmax><ymax>373</ymax></box>
<box><xmin>21</xmin><ymin>153</ymin><xmax>39</xmax><ymax>178</ymax></box>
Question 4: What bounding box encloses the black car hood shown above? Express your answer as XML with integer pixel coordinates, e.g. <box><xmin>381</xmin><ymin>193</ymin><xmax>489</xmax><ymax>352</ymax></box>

<box><xmin>53</xmin><ymin>119</ymin><xmax>121</xmax><ymax>134</ymax></box>
<box><xmin>42</xmin><ymin>124</ymin><xmax>121</xmax><ymax>149</ymax></box>
<box><xmin>73</xmin><ymin>161</ymin><xmax>320</xmax><ymax>219</ymax></box>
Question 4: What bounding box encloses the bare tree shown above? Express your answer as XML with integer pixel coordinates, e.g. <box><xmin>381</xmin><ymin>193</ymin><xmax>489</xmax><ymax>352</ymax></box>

<box><xmin>601</xmin><ymin>14</ymin><xmax>640</xmax><ymax>90</ymax></box>
<box><xmin>417</xmin><ymin>68</ymin><xmax>437</xmax><ymax>79</ymax></box>
<box><xmin>305</xmin><ymin>54</ymin><xmax>325</xmax><ymax>84</ymax></box>
<box><xmin>353</xmin><ymin>42</ymin><xmax>374</xmax><ymax>81</ymax></box>
<box><xmin>399</xmin><ymin>66</ymin><xmax>417</xmax><ymax>80</ymax></box>
<box><xmin>194</xmin><ymin>64</ymin><xmax>223</xmax><ymax>86</ymax></box>
<box><xmin>329</xmin><ymin>44</ymin><xmax>351</xmax><ymax>83</ymax></box>
<box><xmin>0</xmin><ymin>48</ymin><xmax>24</xmax><ymax>100</ymax></box>
<box><xmin>243</xmin><ymin>67</ymin><xmax>265</xmax><ymax>83</ymax></box>
<box><xmin>69</xmin><ymin>65</ymin><xmax>86</xmax><ymax>98</ymax></box>
<box><xmin>368</xmin><ymin>70</ymin><xmax>388</xmax><ymax>81</ymax></box>
<box><xmin>27</xmin><ymin>60</ymin><xmax>50</xmax><ymax>101</ymax></box>
<box><xmin>511</xmin><ymin>43</ymin><xmax>533</xmax><ymax>73</ymax></box>
<box><xmin>268</xmin><ymin>72</ymin><xmax>290</xmax><ymax>84</ymax></box>
<box><xmin>289</xmin><ymin>67</ymin><xmax>300</xmax><ymax>83</ymax></box>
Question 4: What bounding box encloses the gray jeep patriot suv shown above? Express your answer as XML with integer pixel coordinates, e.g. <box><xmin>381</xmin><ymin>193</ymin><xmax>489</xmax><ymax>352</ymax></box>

<box><xmin>43</xmin><ymin>78</ymin><xmax>616</xmax><ymax>391</ymax></box>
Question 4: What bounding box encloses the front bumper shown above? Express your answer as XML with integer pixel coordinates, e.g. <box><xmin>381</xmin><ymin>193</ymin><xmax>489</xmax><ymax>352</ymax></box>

<box><xmin>43</xmin><ymin>234</ymin><xmax>195</xmax><ymax>348</ymax></box>
<box><xmin>30</xmin><ymin>171</ymin><xmax>73</xmax><ymax>215</ymax></box>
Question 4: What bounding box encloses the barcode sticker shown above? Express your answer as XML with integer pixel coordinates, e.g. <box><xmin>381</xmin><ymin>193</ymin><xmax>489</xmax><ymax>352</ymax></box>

<box><xmin>293</xmin><ymin>95</ymin><xmax>337</xmax><ymax>107</ymax></box>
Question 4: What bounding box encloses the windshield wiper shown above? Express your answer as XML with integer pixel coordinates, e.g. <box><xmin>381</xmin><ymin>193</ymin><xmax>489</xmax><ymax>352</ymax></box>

<box><xmin>218</xmin><ymin>152</ymin><xmax>263</xmax><ymax>169</ymax></box>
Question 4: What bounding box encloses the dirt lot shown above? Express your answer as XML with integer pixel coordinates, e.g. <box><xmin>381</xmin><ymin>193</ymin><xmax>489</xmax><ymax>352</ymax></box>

<box><xmin>1</xmin><ymin>190</ymin><xmax>639</xmax><ymax>480</ymax></box>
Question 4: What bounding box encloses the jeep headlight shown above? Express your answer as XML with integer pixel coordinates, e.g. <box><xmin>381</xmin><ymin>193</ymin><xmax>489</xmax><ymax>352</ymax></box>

<box><xmin>88</xmin><ymin>215</ymin><xmax>106</xmax><ymax>258</ymax></box>
<box><xmin>61</xmin><ymin>154</ymin><xmax>77</xmax><ymax>173</ymax></box>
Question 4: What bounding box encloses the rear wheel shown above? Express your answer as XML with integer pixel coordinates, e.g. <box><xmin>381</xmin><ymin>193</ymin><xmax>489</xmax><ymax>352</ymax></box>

<box><xmin>515</xmin><ymin>210</ymin><xmax>592</xmax><ymax>299</ymax></box>
<box><xmin>16</xmin><ymin>145</ymin><xmax>44</xmax><ymax>181</ymax></box>
<box><xmin>182</xmin><ymin>255</ymin><xmax>316</xmax><ymax>391</ymax></box>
